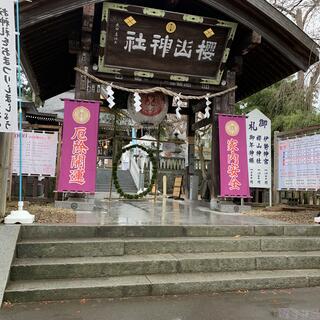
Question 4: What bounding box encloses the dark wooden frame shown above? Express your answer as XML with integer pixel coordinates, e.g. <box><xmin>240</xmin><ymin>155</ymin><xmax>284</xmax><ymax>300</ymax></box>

<box><xmin>98</xmin><ymin>2</ymin><xmax>237</xmax><ymax>87</ymax></box>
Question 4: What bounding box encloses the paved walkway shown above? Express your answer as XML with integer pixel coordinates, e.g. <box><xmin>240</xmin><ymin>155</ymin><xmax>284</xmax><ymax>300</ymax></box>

<box><xmin>2</xmin><ymin>287</ymin><xmax>320</xmax><ymax>320</ymax></box>
<box><xmin>75</xmin><ymin>199</ymin><xmax>278</xmax><ymax>226</ymax></box>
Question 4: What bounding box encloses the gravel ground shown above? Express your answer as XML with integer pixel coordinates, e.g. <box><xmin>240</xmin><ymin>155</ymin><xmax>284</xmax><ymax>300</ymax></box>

<box><xmin>6</xmin><ymin>201</ymin><xmax>76</xmax><ymax>224</ymax></box>
<box><xmin>245</xmin><ymin>206</ymin><xmax>319</xmax><ymax>224</ymax></box>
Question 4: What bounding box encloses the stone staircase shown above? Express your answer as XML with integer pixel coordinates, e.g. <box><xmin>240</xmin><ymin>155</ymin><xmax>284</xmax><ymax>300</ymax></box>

<box><xmin>4</xmin><ymin>225</ymin><xmax>320</xmax><ymax>303</ymax></box>
<box><xmin>96</xmin><ymin>168</ymin><xmax>137</xmax><ymax>193</ymax></box>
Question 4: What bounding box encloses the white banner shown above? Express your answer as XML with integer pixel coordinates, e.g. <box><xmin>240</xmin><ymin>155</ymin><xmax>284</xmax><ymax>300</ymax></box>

<box><xmin>12</xmin><ymin>131</ymin><xmax>58</xmax><ymax>176</ymax></box>
<box><xmin>246</xmin><ymin>109</ymin><xmax>271</xmax><ymax>188</ymax></box>
<box><xmin>0</xmin><ymin>0</ymin><xmax>18</xmax><ymax>132</ymax></box>
<box><xmin>278</xmin><ymin>134</ymin><xmax>320</xmax><ymax>190</ymax></box>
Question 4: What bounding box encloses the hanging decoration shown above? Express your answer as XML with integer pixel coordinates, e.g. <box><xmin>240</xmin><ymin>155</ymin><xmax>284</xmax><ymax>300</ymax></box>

<box><xmin>76</xmin><ymin>68</ymin><xmax>237</xmax><ymax>118</ymax></box>
<box><xmin>76</xmin><ymin>67</ymin><xmax>237</xmax><ymax>101</ymax></box>
<box><xmin>127</xmin><ymin>93</ymin><xmax>168</xmax><ymax>126</ymax></box>
<box><xmin>106</xmin><ymin>85</ymin><xmax>115</xmax><ymax>109</ymax></box>
<box><xmin>112</xmin><ymin>144</ymin><xmax>158</xmax><ymax>199</ymax></box>
<box><xmin>134</xmin><ymin>92</ymin><xmax>142</xmax><ymax>112</ymax></box>
<box><xmin>204</xmin><ymin>94</ymin><xmax>212</xmax><ymax>119</ymax></box>
<box><xmin>175</xmin><ymin>93</ymin><xmax>183</xmax><ymax>120</ymax></box>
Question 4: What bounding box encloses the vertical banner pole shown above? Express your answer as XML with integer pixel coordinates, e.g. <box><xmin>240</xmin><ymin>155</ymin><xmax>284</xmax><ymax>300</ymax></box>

<box><xmin>5</xmin><ymin>0</ymin><xmax>34</xmax><ymax>224</ymax></box>
<box><xmin>16</xmin><ymin>0</ymin><xmax>23</xmax><ymax>209</ymax></box>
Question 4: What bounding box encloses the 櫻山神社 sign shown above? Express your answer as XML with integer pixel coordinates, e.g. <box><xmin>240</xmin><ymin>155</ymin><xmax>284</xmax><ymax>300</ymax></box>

<box><xmin>246</xmin><ymin>109</ymin><xmax>271</xmax><ymax>189</ymax></box>
<box><xmin>98</xmin><ymin>2</ymin><xmax>237</xmax><ymax>87</ymax></box>
<box><xmin>58</xmin><ymin>100</ymin><xmax>99</xmax><ymax>193</ymax></box>
<box><xmin>0</xmin><ymin>1</ymin><xmax>18</xmax><ymax>132</ymax></box>
<box><xmin>219</xmin><ymin>115</ymin><xmax>250</xmax><ymax>198</ymax></box>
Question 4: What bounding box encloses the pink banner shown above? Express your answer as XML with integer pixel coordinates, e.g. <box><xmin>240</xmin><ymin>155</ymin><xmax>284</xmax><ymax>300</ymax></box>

<box><xmin>58</xmin><ymin>100</ymin><xmax>99</xmax><ymax>192</ymax></box>
<box><xmin>219</xmin><ymin>114</ymin><xmax>250</xmax><ymax>198</ymax></box>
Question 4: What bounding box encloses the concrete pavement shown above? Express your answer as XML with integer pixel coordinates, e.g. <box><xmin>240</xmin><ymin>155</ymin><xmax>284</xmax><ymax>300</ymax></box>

<box><xmin>75</xmin><ymin>198</ymin><xmax>279</xmax><ymax>225</ymax></box>
<box><xmin>2</xmin><ymin>287</ymin><xmax>320</xmax><ymax>320</ymax></box>
<box><xmin>0</xmin><ymin>226</ymin><xmax>20</xmax><ymax>305</ymax></box>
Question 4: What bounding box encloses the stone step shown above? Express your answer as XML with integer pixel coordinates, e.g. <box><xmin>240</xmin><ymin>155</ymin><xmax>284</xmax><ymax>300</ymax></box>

<box><xmin>10</xmin><ymin>251</ymin><xmax>320</xmax><ymax>281</ymax></box>
<box><xmin>17</xmin><ymin>238</ymin><xmax>125</xmax><ymax>258</ymax></box>
<box><xmin>16</xmin><ymin>236</ymin><xmax>320</xmax><ymax>258</ymax></box>
<box><xmin>19</xmin><ymin>225</ymin><xmax>320</xmax><ymax>240</ymax></box>
<box><xmin>5</xmin><ymin>269</ymin><xmax>320</xmax><ymax>303</ymax></box>
<box><xmin>96</xmin><ymin>169</ymin><xmax>137</xmax><ymax>193</ymax></box>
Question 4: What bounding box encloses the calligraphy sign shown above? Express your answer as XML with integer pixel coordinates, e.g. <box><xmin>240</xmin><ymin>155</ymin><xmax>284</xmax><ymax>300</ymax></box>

<box><xmin>219</xmin><ymin>115</ymin><xmax>250</xmax><ymax>198</ymax></box>
<box><xmin>0</xmin><ymin>0</ymin><xmax>18</xmax><ymax>132</ymax></box>
<box><xmin>98</xmin><ymin>2</ymin><xmax>237</xmax><ymax>87</ymax></box>
<box><xmin>58</xmin><ymin>100</ymin><xmax>99</xmax><ymax>193</ymax></box>
<box><xmin>246</xmin><ymin>109</ymin><xmax>271</xmax><ymax>189</ymax></box>
<box><xmin>12</xmin><ymin>131</ymin><xmax>58</xmax><ymax>177</ymax></box>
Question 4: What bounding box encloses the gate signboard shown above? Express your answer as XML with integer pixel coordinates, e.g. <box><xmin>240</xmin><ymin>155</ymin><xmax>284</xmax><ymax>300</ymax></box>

<box><xmin>58</xmin><ymin>100</ymin><xmax>99</xmax><ymax>193</ymax></box>
<box><xmin>98</xmin><ymin>2</ymin><xmax>237</xmax><ymax>87</ymax></box>
<box><xmin>218</xmin><ymin>115</ymin><xmax>250</xmax><ymax>198</ymax></box>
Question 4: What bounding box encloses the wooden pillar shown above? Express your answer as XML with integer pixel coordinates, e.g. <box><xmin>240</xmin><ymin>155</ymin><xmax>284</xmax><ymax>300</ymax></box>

<box><xmin>210</xmin><ymin>100</ymin><xmax>220</xmax><ymax>208</ymax></box>
<box><xmin>22</xmin><ymin>176</ymin><xmax>27</xmax><ymax>199</ymax></box>
<box><xmin>32</xmin><ymin>176</ymin><xmax>38</xmax><ymax>198</ymax></box>
<box><xmin>7</xmin><ymin>133</ymin><xmax>13</xmax><ymax>201</ymax></box>
<box><xmin>226</xmin><ymin>71</ymin><xmax>236</xmax><ymax>114</ymax></box>
<box><xmin>74</xmin><ymin>4</ymin><xmax>97</xmax><ymax>100</ymax></box>
<box><xmin>0</xmin><ymin>133</ymin><xmax>12</xmax><ymax>218</ymax></box>
<box><xmin>273</xmin><ymin>131</ymin><xmax>280</xmax><ymax>204</ymax></box>
<box><xmin>55</xmin><ymin>126</ymin><xmax>62</xmax><ymax>201</ymax></box>
<box><xmin>210</xmin><ymin>71</ymin><xmax>236</xmax><ymax>209</ymax></box>
<box><xmin>185</xmin><ymin>112</ymin><xmax>195</xmax><ymax>199</ymax></box>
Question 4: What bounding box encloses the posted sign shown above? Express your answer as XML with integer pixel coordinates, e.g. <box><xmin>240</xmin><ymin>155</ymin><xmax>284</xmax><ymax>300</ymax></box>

<box><xmin>58</xmin><ymin>100</ymin><xmax>99</xmax><ymax>193</ymax></box>
<box><xmin>219</xmin><ymin>115</ymin><xmax>250</xmax><ymax>198</ymax></box>
<box><xmin>246</xmin><ymin>109</ymin><xmax>271</xmax><ymax>188</ymax></box>
<box><xmin>278</xmin><ymin>134</ymin><xmax>320</xmax><ymax>190</ymax></box>
<box><xmin>12</xmin><ymin>131</ymin><xmax>58</xmax><ymax>177</ymax></box>
<box><xmin>0</xmin><ymin>0</ymin><xmax>18</xmax><ymax>132</ymax></box>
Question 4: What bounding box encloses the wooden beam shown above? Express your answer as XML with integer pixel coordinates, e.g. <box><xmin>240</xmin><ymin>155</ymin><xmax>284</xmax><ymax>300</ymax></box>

<box><xmin>21</xmin><ymin>46</ymin><xmax>40</xmax><ymax>98</ymax></box>
<box><xmin>241</xmin><ymin>31</ymin><xmax>261</xmax><ymax>55</ymax></box>
<box><xmin>20</xmin><ymin>0</ymin><xmax>105</xmax><ymax>29</ymax></box>
<box><xmin>192</xmin><ymin>101</ymin><xmax>207</xmax><ymax>114</ymax></box>
<box><xmin>192</xmin><ymin>118</ymin><xmax>211</xmax><ymax>131</ymax></box>
<box><xmin>199</xmin><ymin>0</ymin><xmax>316</xmax><ymax>71</ymax></box>
<box><xmin>75</xmin><ymin>4</ymin><xmax>98</xmax><ymax>100</ymax></box>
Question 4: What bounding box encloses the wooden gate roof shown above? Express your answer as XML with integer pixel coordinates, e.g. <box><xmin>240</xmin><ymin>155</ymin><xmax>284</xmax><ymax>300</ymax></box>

<box><xmin>20</xmin><ymin>0</ymin><xmax>319</xmax><ymax>101</ymax></box>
